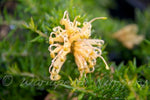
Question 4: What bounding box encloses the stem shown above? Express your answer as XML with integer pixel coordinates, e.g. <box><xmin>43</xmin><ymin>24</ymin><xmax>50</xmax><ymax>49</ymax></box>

<box><xmin>35</xmin><ymin>30</ymin><xmax>48</xmax><ymax>38</ymax></box>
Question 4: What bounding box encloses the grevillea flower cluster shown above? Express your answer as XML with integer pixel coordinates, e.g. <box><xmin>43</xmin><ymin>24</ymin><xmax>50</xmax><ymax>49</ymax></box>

<box><xmin>49</xmin><ymin>11</ymin><xmax>109</xmax><ymax>80</ymax></box>
<box><xmin>113</xmin><ymin>24</ymin><xmax>144</xmax><ymax>49</ymax></box>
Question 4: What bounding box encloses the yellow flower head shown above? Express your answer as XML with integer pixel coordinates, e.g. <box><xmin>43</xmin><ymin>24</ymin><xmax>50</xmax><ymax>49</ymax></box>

<box><xmin>113</xmin><ymin>24</ymin><xmax>144</xmax><ymax>49</ymax></box>
<box><xmin>49</xmin><ymin>11</ymin><xmax>109</xmax><ymax>80</ymax></box>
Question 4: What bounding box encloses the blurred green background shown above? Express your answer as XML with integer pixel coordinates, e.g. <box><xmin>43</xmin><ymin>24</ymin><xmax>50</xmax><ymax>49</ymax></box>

<box><xmin>0</xmin><ymin>0</ymin><xmax>150</xmax><ymax>100</ymax></box>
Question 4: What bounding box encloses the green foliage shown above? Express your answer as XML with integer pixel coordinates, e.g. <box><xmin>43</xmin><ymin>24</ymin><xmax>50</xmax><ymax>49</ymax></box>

<box><xmin>0</xmin><ymin>0</ymin><xmax>150</xmax><ymax>100</ymax></box>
